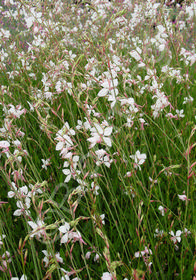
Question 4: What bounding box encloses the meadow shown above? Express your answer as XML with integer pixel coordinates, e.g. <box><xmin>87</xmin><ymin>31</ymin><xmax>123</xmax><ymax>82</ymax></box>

<box><xmin>0</xmin><ymin>0</ymin><xmax>195</xmax><ymax>279</ymax></box>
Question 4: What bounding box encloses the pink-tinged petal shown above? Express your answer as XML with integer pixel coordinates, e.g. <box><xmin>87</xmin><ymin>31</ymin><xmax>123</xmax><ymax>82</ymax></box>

<box><xmin>94</xmin><ymin>123</ymin><xmax>103</xmax><ymax>134</ymax></box>
<box><xmin>64</xmin><ymin>174</ymin><xmax>71</xmax><ymax>183</ymax></box>
<box><xmin>130</xmin><ymin>50</ymin><xmax>141</xmax><ymax>61</ymax></box>
<box><xmin>170</xmin><ymin>231</ymin><xmax>174</xmax><ymax>237</ymax></box>
<box><xmin>56</xmin><ymin>142</ymin><xmax>64</xmax><ymax>151</ymax></box>
<box><xmin>103</xmin><ymin>137</ymin><xmax>112</xmax><ymax>147</ymax></box>
<box><xmin>28</xmin><ymin>221</ymin><xmax>36</xmax><ymax>230</ymax></box>
<box><xmin>61</xmin><ymin>234</ymin><xmax>68</xmax><ymax>243</ymax></box>
<box><xmin>87</xmin><ymin>136</ymin><xmax>98</xmax><ymax>148</ymax></box>
<box><xmin>55</xmin><ymin>252</ymin><xmax>63</xmax><ymax>263</ymax></box>
<box><xmin>101</xmin><ymin>272</ymin><xmax>113</xmax><ymax>280</ymax></box>
<box><xmin>184</xmin><ymin>228</ymin><xmax>191</xmax><ymax>235</ymax></box>
<box><xmin>59</xmin><ymin>223</ymin><xmax>70</xmax><ymax>233</ymax></box>
<box><xmin>158</xmin><ymin>205</ymin><xmax>165</xmax><ymax>216</ymax></box>
<box><xmin>62</xmin><ymin>169</ymin><xmax>70</xmax><ymax>175</ymax></box>
<box><xmin>104</xmin><ymin>127</ymin><xmax>113</xmax><ymax>136</ymax></box>
<box><xmin>0</xmin><ymin>141</ymin><xmax>10</xmax><ymax>149</ymax></box>
<box><xmin>13</xmin><ymin>209</ymin><xmax>22</xmax><ymax>216</ymax></box>
<box><xmin>178</xmin><ymin>194</ymin><xmax>187</xmax><ymax>201</ymax></box>
<box><xmin>85</xmin><ymin>252</ymin><xmax>91</xmax><ymax>259</ymax></box>
<box><xmin>8</xmin><ymin>191</ymin><xmax>15</xmax><ymax>198</ymax></box>
<box><xmin>63</xmin><ymin>161</ymin><xmax>69</xmax><ymax>168</ymax></box>
<box><xmin>176</xmin><ymin>230</ymin><xmax>182</xmax><ymax>237</ymax></box>
<box><xmin>64</xmin><ymin>152</ymin><xmax>73</xmax><ymax>159</ymax></box>
<box><xmin>16</xmin><ymin>200</ymin><xmax>23</xmax><ymax>208</ymax></box>
<box><xmin>43</xmin><ymin>256</ymin><xmax>49</xmax><ymax>267</ymax></box>
<box><xmin>42</xmin><ymin>250</ymin><xmax>49</xmax><ymax>257</ymax></box>
<box><xmin>176</xmin><ymin>236</ymin><xmax>181</xmax><ymax>243</ymax></box>
<box><xmin>138</xmin><ymin>156</ymin><xmax>146</xmax><ymax>165</ymax></box>
<box><xmin>62</xmin><ymin>275</ymin><xmax>70</xmax><ymax>280</ymax></box>
<box><xmin>63</xmin><ymin>135</ymin><xmax>73</xmax><ymax>146</ymax></box>
<box><xmin>112</xmin><ymin>79</ymin><xmax>118</xmax><ymax>87</ymax></box>
<box><xmin>87</xmin><ymin>139</ymin><xmax>96</xmax><ymax>148</ymax></box>
<box><xmin>134</xmin><ymin>251</ymin><xmax>140</xmax><ymax>258</ymax></box>
<box><xmin>25</xmin><ymin>197</ymin><xmax>31</xmax><ymax>208</ymax></box>
<box><xmin>20</xmin><ymin>186</ymin><xmax>28</xmax><ymax>195</ymax></box>
<box><xmin>98</xmin><ymin>88</ymin><xmax>108</xmax><ymax>97</ymax></box>
<box><xmin>101</xmin><ymin>79</ymin><xmax>110</xmax><ymax>88</ymax></box>
<box><xmin>94</xmin><ymin>253</ymin><xmax>100</xmax><ymax>262</ymax></box>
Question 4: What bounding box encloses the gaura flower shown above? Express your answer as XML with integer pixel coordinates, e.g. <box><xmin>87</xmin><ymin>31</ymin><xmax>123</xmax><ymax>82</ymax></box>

<box><xmin>101</xmin><ymin>272</ymin><xmax>113</xmax><ymax>280</ymax></box>
<box><xmin>0</xmin><ymin>141</ymin><xmax>10</xmax><ymax>149</ymax></box>
<box><xmin>169</xmin><ymin>230</ymin><xmax>182</xmax><ymax>243</ymax></box>
<box><xmin>11</xmin><ymin>275</ymin><xmax>27</xmax><ymax>280</ymax></box>
<box><xmin>158</xmin><ymin>205</ymin><xmax>165</xmax><ymax>216</ymax></box>
<box><xmin>178</xmin><ymin>194</ymin><xmax>189</xmax><ymax>201</ymax></box>
<box><xmin>130</xmin><ymin>150</ymin><xmax>146</xmax><ymax>170</ymax></box>
<box><xmin>28</xmin><ymin>218</ymin><xmax>46</xmax><ymax>238</ymax></box>
<box><xmin>87</xmin><ymin>122</ymin><xmax>113</xmax><ymax>148</ymax></box>
<box><xmin>59</xmin><ymin>222</ymin><xmax>70</xmax><ymax>244</ymax></box>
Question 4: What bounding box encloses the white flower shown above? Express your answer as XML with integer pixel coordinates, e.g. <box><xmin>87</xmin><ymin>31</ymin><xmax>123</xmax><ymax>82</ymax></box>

<box><xmin>0</xmin><ymin>140</ymin><xmax>10</xmax><ymax>149</ymax></box>
<box><xmin>119</xmin><ymin>97</ymin><xmax>138</xmax><ymax>113</ymax></box>
<box><xmin>100</xmin><ymin>214</ymin><xmax>105</xmax><ymax>225</ymax></box>
<box><xmin>108</xmin><ymin>88</ymin><xmax>119</xmax><ymax>108</ymax></box>
<box><xmin>62</xmin><ymin>157</ymin><xmax>80</xmax><ymax>182</ymax></box>
<box><xmin>85</xmin><ymin>251</ymin><xmax>91</xmax><ymax>259</ymax></box>
<box><xmin>95</xmin><ymin>149</ymin><xmax>113</xmax><ymax>168</ymax></box>
<box><xmin>130</xmin><ymin>150</ymin><xmax>146</xmax><ymax>170</ymax></box>
<box><xmin>62</xmin><ymin>167</ymin><xmax>72</xmax><ymax>183</ymax></box>
<box><xmin>158</xmin><ymin>205</ymin><xmax>165</xmax><ymax>216</ymax></box>
<box><xmin>154</xmin><ymin>228</ymin><xmax>164</xmax><ymax>238</ymax></box>
<box><xmin>60</xmin><ymin>268</ymin><xmax>70</xmax><ymax>280</ymax></box>
<box><xmin>28</xmin><ymin>218</ymin><xmax>45</xmax><ymax>238</ymax></box>
<box><xmin>27</xmin><ymin>101</ymin><xmax>34</xmax><ymax>111</ymax></box>
<box><xmin>42</xmin><ymin>250</ymin><xmax>49</xmax><ymax>267</ymax></box>
<box><xmin>55</xmin><ymin>123</ymin><xmax>75</xmax><ymax>158</ymax></box>
<box><xmin>134</xmin><ymin>246</ymin><xmax>152</xmax><ymax>258</ymax></box>
<box><xmin>13</xmin><ymin>140</ymin><xmax>22</xmax><ymax>148</ymax></box>
<box><xmin>98</xmin><ymin>78</ymin><xmax>118</xmax><ymax>97</ymax></box>
<box><xmin>61</xmin><ymin>276</ymin><xmax>69</xmax><ymax>280</ymax></box>
<box><xmin>41</xmin><ymin>158</ymin><xmax>50</xmax><ymax>170</ymax></box>
<box><xmin>94</xmin><ymin>253</ymin><xmax>100</xmax><ymax>262</ymax></box>
<box><xmin>68</xmin><ymin>230</ymin><xmax>82</xmax><ymax>242</ymax></box>
<box><xmin>87</xmin><ymin>122</ymin><xmax>113</xmax><ymax>148</ymax></box>
<box><xmin>130</xmin><ymin>50</ymin><xmax>141</xmax><ymax>61</ymax></box>
<box><xmin>7</xmin><ymin>104</ymin><xmax>26</xmax><ymax>118</ymax></box>
<box><xmin>11</xmin><ymin>275</ymin><xmax>27</xmax><ymax>280</ymax></box>
<box><xmin>59</xmin><ymin>222</ymin><xmax>70</xmax><ymax>243</ymax></box>
<box><xmin>13</xmin><ymin>198</ymin><xmax>31</xmax><ymax>216</ymax></box>
<box><xmin>169</xmin><ymin>230</ymin><xmax>182</xmax><ymax>243</ymax></box>
<box><xmin>0</xmin><ymin>234</ymin><xmax>6</xmax><ymax>247</ymax></box>
<box><xmin>183</xmin><ymin>228</ymin><xmax>191</xmax><ymax>235</ymax></box>
<box><xmin>68</xmin><ymin>50</ymin><xmax>76</xmax><ymax>60</ymax></box>
<box><xmin>42</xmin><ymin>250</ymin><xmax>63</xmax><ymax>267</ymax></box>
<box><xmin>91</xmin><ymin>182</ymin><xmax>100</xmax><ymax>195</ymax></box>
<box><xmin>176</xmin><ymin>109</ymin><xmax>185</xmax><ymax>118</ymax></box>
<box><xmin>28</xmin><ymin>183</ymin><xmax>43</xmax><ymax>196</ymax></box>
<box><xmin>183</xmin><ymin>95</ymin><xmax>193</xmax><ymax>104</ymax></box>
<box><xmin>61</xmin><ymin>276</ymin><xmax>70</xmax><ymax>280</ymax></box>
<box><xmin>8</xmin><ymin>182</ymin><xmax>17</xmax><ymax>198</ymax></box>
<box><xmin>0</xmin><ymin>28</ymin><xmax>10</xmax><ymax>39</ymax></box>
<box><xmin>178</xmin><ymin>194</ymin><xmax>188</xmax><ymax>201</ymax></box>
<box><xmin>55</xmin><ymin>252</ymin><xmax>64</xmax><ymax>264</ymax></box>
<box><xmin>101</xmin><ymin>272</ymin><xmax>113</xmax><ymax>280</ymax></box>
